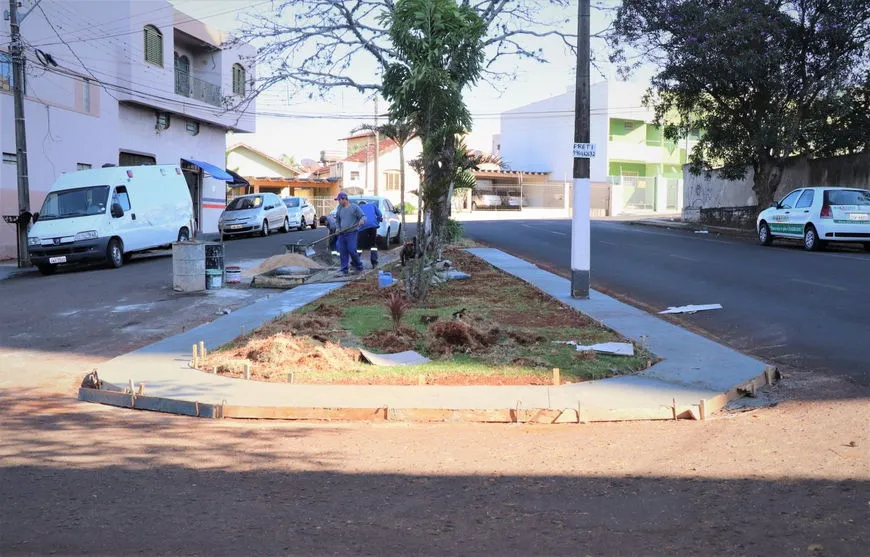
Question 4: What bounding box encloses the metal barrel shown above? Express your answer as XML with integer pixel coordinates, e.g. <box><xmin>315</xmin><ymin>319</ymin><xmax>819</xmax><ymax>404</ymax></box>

<box><xmin>172</xmin><ymin>241</ymin><xmax>206</xmax><ymax>292</ymax></box>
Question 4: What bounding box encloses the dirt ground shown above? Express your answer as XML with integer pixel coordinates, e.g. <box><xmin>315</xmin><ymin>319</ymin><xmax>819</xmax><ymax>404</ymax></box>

<box><xmin>1</xmin><ymin>370</ymin><xmax>868</xmax><ymax>556</ymax></box>
<box><xmin>203</xmin><ymin>249</ymin><xmax>650</xmax><ymax>385</ymax></box>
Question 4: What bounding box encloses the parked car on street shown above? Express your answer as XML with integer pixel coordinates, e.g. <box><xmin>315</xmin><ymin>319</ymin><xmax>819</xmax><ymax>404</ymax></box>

<box><xmin>329</xmin><ymin>195</ymin><xmax>402</xmax><ymax>245</ymax></box>
<box><xmin>282</xmin><ymin>197</ymin><xmax>317</xmax><ymax>230</ymax></box>
<box><xmin>472</xmin><ymin>192</ymin><xmax>502</xmax><ymax>210</ymax></box>
<box><xmin>757</xmin><ymin>187</ymin><xmax>870</xmax><ymax>251</ymax></box>
<box><xmin>218</xmin><ymin>193</ymin><xmax>289</xmax><ymax>238</ymax></box>
<box><xmin>28</xmin><ymin>165</ymin><xmax>194</xmax><ymax>275</ymax></box>
<box><xmin>504</xmin><ymin>192</ymin><xmax>523</xmax><ymax>207</ymax></box>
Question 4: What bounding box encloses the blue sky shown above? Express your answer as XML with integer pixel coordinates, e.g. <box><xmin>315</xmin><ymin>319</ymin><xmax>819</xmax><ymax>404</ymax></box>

<box><xmin>171</xmin><ymin>0</ymin><xmax>651</xmax><ymax>162</ymax></box>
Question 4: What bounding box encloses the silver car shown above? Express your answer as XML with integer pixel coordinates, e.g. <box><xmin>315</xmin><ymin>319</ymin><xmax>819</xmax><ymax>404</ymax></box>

<box><xmin>283</xmin><ymin>197</ymin><xmax>317</xmax><ymax>231</ymax></box>
<box><xmin>218</xmin><ymin>193</ymin><xmax>290</xmax><ymax>237</ymax></box>
<box><xmin>330</xmin><ymin>195</ymin><xmax>402</xmax><ymax>245</ymax></box>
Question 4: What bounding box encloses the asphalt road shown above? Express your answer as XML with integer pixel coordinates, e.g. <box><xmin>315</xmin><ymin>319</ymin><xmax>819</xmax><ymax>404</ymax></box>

<box><xmin>0</xmin><ymin>226</ymin><xmax>335</xmax><ymax>362</ymax></box>
<box><xmin>463</xmin><ymin>219</ymin><xmax>870</xmax><ymax>387</ymax></box>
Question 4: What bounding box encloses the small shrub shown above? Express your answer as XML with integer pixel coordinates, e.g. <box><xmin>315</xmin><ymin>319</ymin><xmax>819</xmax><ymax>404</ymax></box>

<box><xmin>445</xmin><ymin>218</ymin><xmax>464</xmax><ymax>243</ymax></box>
<box><xmin>386</xmin><ymin>292</ymin><xmax>409</xmax><ymax>330</ymax></box>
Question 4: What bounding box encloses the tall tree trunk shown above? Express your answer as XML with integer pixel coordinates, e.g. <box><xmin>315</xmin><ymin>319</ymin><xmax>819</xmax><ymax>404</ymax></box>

<box><xmin>752</xmin><ymin>154</ymin><xmax>784</xmax><ymax>216</ymax></box>
<box><xmin>399</xmin><ymin>145</ymin><xmax>406</xmax><ymax>240</ymax></box>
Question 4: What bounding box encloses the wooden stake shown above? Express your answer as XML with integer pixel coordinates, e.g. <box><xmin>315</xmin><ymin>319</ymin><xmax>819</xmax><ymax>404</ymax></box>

<box><xmin>128</xmin><ymin>379</ymin><xmax>135</xmax><ymax>394</ymax></box>
<box><xmin>699</xmin><ymin>398</ymin><xmax>707</xmax><ymax>421</ymax></box>
<box><xmin>417</xmin><ymin>374</ymin><xmax>426</xmax><ymax>385</ymax></box>
<box><xmin>552</xmin><ymin>368</ymin><xmax>561</xmax><ymax>386</ymax></box>
<box><xmin>244</xmin><ymin>363</ymin><xmax>251</xmax><ymax>380</ymax></box>
<box><xmin>287</xmin><ymin>372</ymin><xmax>295</xmax><ymax>384</ymax></box>
<box><xmin>199</xmin><ymin>341</ymin><xmax>206</xmax><ymax>359</ymax></box>
<box><xmin>192</xmin><ymin>344</ymin><xmax>198</xmax><ymax>368</ymax></box>
<box><xmin>137</xmin><ymin>383</ymin><xmax>145</xmax><ymax>395</ymax></box>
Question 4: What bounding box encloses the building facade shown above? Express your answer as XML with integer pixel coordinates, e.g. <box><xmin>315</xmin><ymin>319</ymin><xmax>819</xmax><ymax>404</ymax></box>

<box><xmin>0</xmin><ymin>0</ymin><xmax>255</xmax><ymax>259</ymax></box>
<box><xmin>498</xmin><ymin>82</ymin><xmax>697</xmax><ymax>215</ymax></box>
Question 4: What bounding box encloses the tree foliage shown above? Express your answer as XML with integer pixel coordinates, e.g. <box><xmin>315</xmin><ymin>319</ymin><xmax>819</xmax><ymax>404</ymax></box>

<box><xmin>380</xmin><ymin>0</ymin><xmax>486</xmax><ymax>299</ymax></box>
<box><xmin>611</xmin><ymin>0</ymin><xmax>870</xmax><ymax>208</ymax></box>
<box><xmin>230</xmin><ymin>0</ymin><xmax>578</xmax><ymax>97</ymax></box>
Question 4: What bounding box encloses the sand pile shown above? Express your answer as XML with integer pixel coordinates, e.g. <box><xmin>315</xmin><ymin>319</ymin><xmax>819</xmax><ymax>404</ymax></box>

<box><xmin>244</xmin><ymin>254</ymin><xmax>324</xmax><ymax>277</ymax></box>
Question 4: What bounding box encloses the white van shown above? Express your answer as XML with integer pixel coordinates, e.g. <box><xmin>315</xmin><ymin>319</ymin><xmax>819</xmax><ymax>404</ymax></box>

<box><xmin>28</xmin><ymin>165</ymin><xmax>194</xmax><ymax>275</ymax></box>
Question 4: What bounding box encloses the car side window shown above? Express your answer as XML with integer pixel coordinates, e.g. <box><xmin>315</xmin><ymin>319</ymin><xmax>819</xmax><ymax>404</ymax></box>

<box><xmin>779</xmin><ymin>190</ymin><xmax>802</xmax><ymax>209</ymax></box>
<box><xmin>113</xmin><ymin>186</ymin><xmax>132</xmax><ymax>211</ymax></box>
<box><xmin>384</xmin><ymin>200</ymin><xmax>394</xmax><ymax>213</ymax></box>
<box><xmin>796</xmin><ymin>190</ymin><xmax>814</xmax><ymax>209</ymax></box>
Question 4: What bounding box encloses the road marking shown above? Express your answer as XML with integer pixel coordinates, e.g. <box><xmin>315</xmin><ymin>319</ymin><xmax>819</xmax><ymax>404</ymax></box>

<box><xmin>598</xmin><ymin>241</ymin><xmax>617</xmax><ymax>246</ymax></box>
<box><xmin>548</xmin><ymin>230</ymin><xmax>567</xmax><ymax>236</ymax></box>
<box><xmin>519</xmin><ymin>223</ymin><xmax>568</xmax><ymax>236</ymax></box>
<box><xmin>669</xmin><ymin>254</ymin><xmax>699</xmax><ymax>261</ymax></box>
<box><xmin>789</xmin><ymin>278</ymin><xmax>847</xmax><ymax>292</ymax></box>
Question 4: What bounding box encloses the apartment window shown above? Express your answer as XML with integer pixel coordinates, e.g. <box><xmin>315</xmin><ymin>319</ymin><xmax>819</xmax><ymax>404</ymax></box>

<box><xmin>1</xmin><ymin>53</ymin><xmax>12</xmax><ymax>91</ymax></box>
<box><xmin>156</xmin><ymin>112</ymin><xmax>170</xmax><ymax>130</ymax></box>
<box><xmin>232</xmin><ymin>63</ymin><xmax>245</xmax><ymax>95</ymax></box>
<box><xmin>384</xmin><ymin>171</ymin><xmax>400</xmax><ymax>191</ymax></box>
<box><xmin>76</xmin><ymin>163</ymin><xmax>92</xmax><ymax>171</ymax></box>
<box><xmin>350</xmin><ymin>171</ymin><xmax>360</xmax><ymax>180</ymax></box>
<box><xmin>144</xmin><ymin>25</ymin><xmax>163</xmax><ymax>67</ymax></box>
<box><xmin>2</xmin><ymin>152</ymin><xmax>16</xmax><ymax>164</ymax></box>
<box><xmin>174</xmin><ymin>52</ymin><xmax>190</xmax><ymax>95</ymax></box>
<box><xmin>83</xmin><ymin>78</ymin><xmax>91</xmax><ymax>112</ymax></box>
<box><xmin>186</xmin><ymin>121</ymin><xmax>200</xmax><ymax>136</ymax></box>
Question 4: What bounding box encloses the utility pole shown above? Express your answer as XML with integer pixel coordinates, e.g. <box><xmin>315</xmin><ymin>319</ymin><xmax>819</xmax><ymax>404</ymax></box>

<box><xmin>373</xmin><ymin>97</ymin><xmax>379</xmax><ymax>196</ymax></box>
<box><xmin>570</xmin><ymin>0</ymin><xmax>591</xmax><ymax>298</ymax></box>
<box><xmin>9</xmin><ymin>0</ymin><xmax>31</xmax><ymax>268</ymax></box>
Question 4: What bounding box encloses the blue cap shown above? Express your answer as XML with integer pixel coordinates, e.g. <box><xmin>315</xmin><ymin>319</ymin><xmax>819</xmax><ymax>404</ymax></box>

<box><xmin>335</xmin><ymin>192</ymin><xmax>348</xmax><ymax>200</ymax></box>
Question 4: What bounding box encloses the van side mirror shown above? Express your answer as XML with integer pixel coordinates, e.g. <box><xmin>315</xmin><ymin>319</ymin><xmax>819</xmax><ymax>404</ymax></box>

<box><xmin>111</xmin><ymin>203</ymin><xmax>124</xmax><ymax>218</ymax></box>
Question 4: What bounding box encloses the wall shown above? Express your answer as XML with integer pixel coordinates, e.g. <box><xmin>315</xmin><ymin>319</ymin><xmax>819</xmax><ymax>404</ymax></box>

<box><xmin>226</xmin><ymin>148</ymin><xmax>295</xmax><ymax>178</ymax></box>
<box><xmin>682</xmin><ymin>152</ymin><xmax>870</xmax><ymax>227</ymax></box>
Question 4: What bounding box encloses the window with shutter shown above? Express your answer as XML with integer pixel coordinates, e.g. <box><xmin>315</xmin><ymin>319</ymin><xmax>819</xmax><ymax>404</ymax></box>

<box><xmin>143</xmin><ymin>25</ymin><xmax>163</xmax><ymax>67</ymax></box>
<box><xmin>232</xmin><ymin>63</ymin><xmax>245</xmax><ymax>95</ymax></box>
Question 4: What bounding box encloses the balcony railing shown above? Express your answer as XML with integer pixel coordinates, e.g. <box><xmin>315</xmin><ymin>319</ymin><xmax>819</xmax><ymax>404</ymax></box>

<box><xmin>175</xmin><ymin>69</ymin><xmax>222</xmax><ymax>107</ymax></box>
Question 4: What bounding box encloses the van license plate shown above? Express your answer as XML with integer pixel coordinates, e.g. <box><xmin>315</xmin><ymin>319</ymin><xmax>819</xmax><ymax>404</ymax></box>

<box><xmin>49</xmin><ymin>256</ymin><xmax>67</xmax><ymax>264</ymax></box>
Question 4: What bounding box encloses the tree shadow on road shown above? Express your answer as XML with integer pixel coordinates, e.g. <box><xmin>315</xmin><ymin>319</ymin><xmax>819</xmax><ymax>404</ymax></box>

<box><xmin>1</xmin><ymin>389</ymin><xmax>868</xmax><ymax>555</ymax></box>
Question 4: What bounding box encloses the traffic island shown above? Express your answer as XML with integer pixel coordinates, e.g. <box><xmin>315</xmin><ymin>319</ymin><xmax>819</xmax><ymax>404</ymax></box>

<box><xmin>80</xmin><ymin>248</ymin><xmax>772</xmax><ymax>423</ymax></box>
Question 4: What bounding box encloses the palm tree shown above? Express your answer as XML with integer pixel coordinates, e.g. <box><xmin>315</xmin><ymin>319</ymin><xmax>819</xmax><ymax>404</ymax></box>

<box><xmin>358</xmin><ymin>120</ymin><xmax>417</xmax><ymax>236</ymax></box>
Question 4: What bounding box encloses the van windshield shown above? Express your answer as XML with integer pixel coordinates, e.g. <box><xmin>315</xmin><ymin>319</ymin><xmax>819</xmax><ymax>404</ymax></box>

<box><xmin>39</xmin><ymin>185</ymin><xmax>110</xmax><ymax>220</ymax></box>
<box><xmin>226</xmin><ymin>196</ymin><xmax>262</xmax><ymax>211</ymax></box>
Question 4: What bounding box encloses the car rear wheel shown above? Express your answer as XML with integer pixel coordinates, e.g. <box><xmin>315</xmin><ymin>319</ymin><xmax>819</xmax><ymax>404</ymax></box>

<box><xmin>298</xmin><ymin>216</ymin><xmax>307</xmax><ymax>231</ymax></box>
<box><xmin>310</xmin><ymin>216</ymin><xmax>317</xmax><ymax>230</ymax></box>
<box><xmin>37</xmin><ymin>264</ymin><xmax>56</xmax><ymax>276</ymax></box>
<box><xmin>758</xmin><ymin>222</ymin><xmax>773</xmax><ymax>246</ymax></box>
<box><xmin>803</xmin><ymin>224</ymin><xmax>825</xmax><ymax>251</ymax></box>
<box><xmin>281</xmin><ymin>217</ymin><xmax>290</xmax><ymax>233</ymax></box>
<box><xmin>863</xmin><ymin>243</ymin><xmax>870</xmax><ymax>252</ymax></box>
<box><xmin>107</xmin><ymin>238</ymin><xmax>124</xmax><ymax>268</ymax></box>
<box><xmin>261</xmin><ymin>220</ymin><xmax>269</xmax><ymax>237</ymax></box>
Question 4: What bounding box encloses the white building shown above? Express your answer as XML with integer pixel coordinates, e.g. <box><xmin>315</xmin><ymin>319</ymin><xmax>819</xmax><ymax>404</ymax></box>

<box><xmin>331</xmin><ymin>132</ymin><xmax>423</xmax><ymax>209</ymax></box>
<box><xmin>0</xmin><ymin>0</ymin><xmax>255</xmax><ymax>259</ymax></box>
<box><xmin>499</xmin><ymin>82</ymin><xmax>696</xmax><ymax>215</ymax></box>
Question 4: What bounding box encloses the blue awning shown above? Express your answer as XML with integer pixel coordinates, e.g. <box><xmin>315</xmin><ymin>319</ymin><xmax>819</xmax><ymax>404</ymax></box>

<box><xmin>182</xmin><ymin>158</ymin><xmax>233</xmax><ymax>181</ymax></box>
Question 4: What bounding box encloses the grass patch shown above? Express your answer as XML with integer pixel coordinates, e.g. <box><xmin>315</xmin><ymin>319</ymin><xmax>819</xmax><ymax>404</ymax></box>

<box><xmin>203</xmin><ymin>247</ymin><xmax>654</xmax><ymax>385</ymax></box>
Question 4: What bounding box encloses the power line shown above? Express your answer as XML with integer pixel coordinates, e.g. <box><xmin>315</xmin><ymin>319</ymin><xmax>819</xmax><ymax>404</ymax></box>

<box><xmin>27</xmin><ymin>0</ymin><xmax>273</xmax><ymax>48</ymax></box>
<box><xmin>36</xmin><ymin>3</ymin><xmax>119</xmax><ymax>101</ymax></box>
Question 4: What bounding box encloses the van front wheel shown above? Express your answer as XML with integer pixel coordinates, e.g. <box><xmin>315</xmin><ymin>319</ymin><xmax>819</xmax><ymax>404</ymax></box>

<box><xmin>107</xmin><ymin>239</ymin><xmax>124</xmax><ymax>268</ymax></box>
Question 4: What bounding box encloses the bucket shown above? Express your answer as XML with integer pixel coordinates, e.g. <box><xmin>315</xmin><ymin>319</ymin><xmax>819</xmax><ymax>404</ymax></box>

<box><xmin>206</xmin><ymin>269</ymin><xmax>223</xmax><ymax>290</ymax></box>
<box><xmin>205</xmin><ymin>242</ymin><xmax>224</xmax><ymax>272</ymax></box>
<box><xmin>225</xmin><ymin>265</ymin><xmax>242</xmax><ymax>284</ymax></box>
<box><xmin>377</xmin><ymin>271</ymin><xmax>394</xmax><ymax>289</ymax></box>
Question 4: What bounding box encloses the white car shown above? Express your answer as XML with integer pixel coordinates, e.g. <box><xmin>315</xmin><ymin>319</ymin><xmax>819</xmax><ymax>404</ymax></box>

<box><xmin>282</xmin><ymin>197</ymin><xmax>317</xmax><ymax>230</ymax></box>
<box><xmin>219</xmin><ymin>193</ymin><xmax>290</xmax><ymax>237</ymax></box>
<box><xmin>472</xmin><ymin>192</ymin><xmax>502</xmax><ymax>209</ymax></box>
<box><xmin>329</xmin><ymin>195</ymin><xmax>402</xmax><ymax>245</ymax></box>
<box><xmin>757</xmin><ymin>187</ymin><xmax>870</xmax><ymax>251</ymax></box>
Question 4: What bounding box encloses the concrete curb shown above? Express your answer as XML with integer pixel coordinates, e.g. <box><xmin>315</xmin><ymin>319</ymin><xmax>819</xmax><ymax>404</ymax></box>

<box><xmin>81</xmin><ymin>249</ymin><xmax>772</xmax><ymax>423</ymax></box>
<box><xmin>628</xmin><ymin>218</ymin><xmax>757</xmax><ymax>240</ymax></box>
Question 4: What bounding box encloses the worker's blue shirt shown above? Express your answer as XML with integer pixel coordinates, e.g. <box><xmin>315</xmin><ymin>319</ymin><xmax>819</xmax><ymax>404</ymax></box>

<box><xmin>358</xmin><ymin>203</ymin><xmax>383</xmax><ymax>231</ymax></box>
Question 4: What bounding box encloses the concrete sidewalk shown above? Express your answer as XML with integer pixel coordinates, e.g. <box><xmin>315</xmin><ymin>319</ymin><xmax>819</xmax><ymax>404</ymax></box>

<box><xmin>87</xmin><ymin>248</ymin><xmax>771</xmax><ymax>423</ymax></box>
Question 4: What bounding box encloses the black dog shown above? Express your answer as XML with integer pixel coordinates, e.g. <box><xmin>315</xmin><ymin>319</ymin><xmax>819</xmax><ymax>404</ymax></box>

<box><xmin>400</xmin><ymin>237</ymin><xmax>420</xmax><ymax>266</ymax></box>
